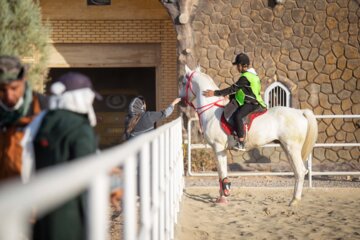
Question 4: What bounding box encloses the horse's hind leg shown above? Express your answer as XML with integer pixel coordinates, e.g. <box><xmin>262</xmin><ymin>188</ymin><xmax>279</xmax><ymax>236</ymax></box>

<box><xmin>284</xmin><ymin>144</ymin><xmax>307</xmax><ymax>206</ymax></box>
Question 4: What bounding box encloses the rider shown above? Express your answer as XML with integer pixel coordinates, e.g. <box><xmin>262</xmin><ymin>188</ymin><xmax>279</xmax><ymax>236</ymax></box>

<box><xmin>203</xmin><ymin>53</ymin><xmax>266</xmax><ymax>151</ymax></box>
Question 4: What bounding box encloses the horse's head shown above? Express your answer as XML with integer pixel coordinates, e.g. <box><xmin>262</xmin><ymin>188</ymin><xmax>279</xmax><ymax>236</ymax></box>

<box><xmin>179</xmin><ymin>65</ymin><xmax>202</xmax><ymax>107</ymax></box>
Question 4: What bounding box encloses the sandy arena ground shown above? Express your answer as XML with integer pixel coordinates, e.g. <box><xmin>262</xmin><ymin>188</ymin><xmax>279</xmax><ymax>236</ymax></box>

<box><xmin>174</xmin><ymin>177</ymin><xmax>360</xmax><ymax>240</ymax></box>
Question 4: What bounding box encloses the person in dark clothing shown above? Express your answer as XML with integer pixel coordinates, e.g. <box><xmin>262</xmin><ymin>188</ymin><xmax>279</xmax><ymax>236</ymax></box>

<box><xmin>203</xmin><ymin>53</ymin><xmax>266</xmax><ymax>151</ymax></box>
<box><xmin>0</xmin><ymin>55</ymin><xmax>47</xmax><ymax>182</ymax></box>
<box><xmin>124</xmin><ymin>96</ymin><xmax>181</xmax><ymax>140</ymax></box>
<box><xmin>31</xmin><ymin>72</ymin><xmax>101</xmax><ymax>240</ymax></box>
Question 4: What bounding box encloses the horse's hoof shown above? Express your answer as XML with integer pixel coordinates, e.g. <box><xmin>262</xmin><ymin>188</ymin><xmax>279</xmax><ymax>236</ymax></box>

<box><xmin>289</xmin><ymin>199</ymin><xmax>300</xmax><ymax>207</ymax></box>
<box><xmin>216</xmin><ymin>196</ymin><xmax>228</xmax><ymax>204</ymax></box>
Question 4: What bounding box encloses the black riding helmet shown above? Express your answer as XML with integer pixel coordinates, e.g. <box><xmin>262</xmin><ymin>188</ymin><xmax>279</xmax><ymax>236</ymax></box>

<box><xmin>232</xmin><ymin>53</ymin><xmax>250</xmax><ymax>66</ymax></box>
<box><xmin>0</xmin><ymin>56</ymin><xmax>25</xmax><ymax>84</ymax></box>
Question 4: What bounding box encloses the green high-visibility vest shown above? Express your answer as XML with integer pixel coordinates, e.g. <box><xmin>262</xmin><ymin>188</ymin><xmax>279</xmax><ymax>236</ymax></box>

<box><xmin>235</xmin><ymin>71</ymin><xmax>267</xmax><ymax>108</ymax></box>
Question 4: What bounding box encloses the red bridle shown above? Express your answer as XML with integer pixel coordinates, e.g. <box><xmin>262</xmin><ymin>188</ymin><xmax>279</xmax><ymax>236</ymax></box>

<box><xmin>183</xmin><ymin>71</ymin><xmax>225</xmax><ymax>118</ymax></box>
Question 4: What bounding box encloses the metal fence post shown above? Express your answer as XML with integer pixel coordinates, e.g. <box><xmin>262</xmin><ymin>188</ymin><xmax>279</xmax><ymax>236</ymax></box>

<box><xmin>140</xmin><ymin>144</ymin><xmax>151</xmax><ymax>240</ymax></box>
<box><xmin>151</xmin><ymin>138</ymin><xmax>160</xmax><ymax>240</ymax></box>
<box><xmin>88</xmin><ymin>173</ymin><xmax>110</xmax><ymax>240</ymax></box>
<box><xmin>159</xmin><ymin>133</ymin><xmax>165</xmax><ymax>240</ymax></box>
<box><xmin>308</xmin><ymin>153</ymin><xmax>313</xmax><ymax>188</ymax></box>
<box><xmin>124</xmin><ymin>155</ymin><xmax>137</xmax><ymax>240</ymax></box>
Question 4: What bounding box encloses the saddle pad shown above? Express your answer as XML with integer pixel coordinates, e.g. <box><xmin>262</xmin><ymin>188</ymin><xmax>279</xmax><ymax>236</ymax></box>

<box><xmin>245</xmin><ymin>109</ymin><xmax>268</xmax><ymax>131</ymax></box>
<box><xmin>220</xmin><ymin>114</ymin><xmax>234</xmax><ymax>135</ymax></box>
<box><xmin>220</xmin><ymin>109</ymin><xmax>268</xmax><ymax>136</ymax></box>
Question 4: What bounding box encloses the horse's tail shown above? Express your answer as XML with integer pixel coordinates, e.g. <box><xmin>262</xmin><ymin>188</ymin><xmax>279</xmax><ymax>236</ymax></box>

<box><xmin>301</xmin><ymin>109</ymin><xmax>318</xmax><ymax>161</ymax></box>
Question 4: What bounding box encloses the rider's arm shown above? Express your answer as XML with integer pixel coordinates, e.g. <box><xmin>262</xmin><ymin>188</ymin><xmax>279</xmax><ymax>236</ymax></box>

<box><xmin>214</xmin><ymin>76</ymin><xmax>248</xmax><ymax>97</ymax></box>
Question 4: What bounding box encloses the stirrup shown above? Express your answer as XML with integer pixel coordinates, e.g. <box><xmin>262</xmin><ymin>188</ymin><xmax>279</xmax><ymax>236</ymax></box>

<box><xmin>220</xmin><ymin>177</ymin><xmax>231</xmax><ymax>197</ymax></box>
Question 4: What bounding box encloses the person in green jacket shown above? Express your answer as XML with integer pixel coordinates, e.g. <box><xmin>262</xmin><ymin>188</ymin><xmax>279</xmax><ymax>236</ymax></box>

<box><xmin>203</xmin><ymin>53</ymin><xmax>266</xmax><ymax>151</ymax></box>
<box><xmin>32</xmin><ymin>72</ymin><xmax>101</xmax><ymax>240</ymax></box>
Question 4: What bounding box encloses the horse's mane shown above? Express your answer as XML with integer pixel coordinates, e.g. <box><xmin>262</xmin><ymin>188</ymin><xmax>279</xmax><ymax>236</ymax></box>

<box><xmin>195</xmin><ymin>71</ymin><xmax>219</xmax><ymax>90</ymax></box>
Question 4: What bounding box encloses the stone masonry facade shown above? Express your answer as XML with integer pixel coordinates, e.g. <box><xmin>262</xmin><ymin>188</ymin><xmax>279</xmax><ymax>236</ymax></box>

<box><xmin>191</xmin><ymin>0</ymin><xmax>360</xmax><ymax>171</ymax></box>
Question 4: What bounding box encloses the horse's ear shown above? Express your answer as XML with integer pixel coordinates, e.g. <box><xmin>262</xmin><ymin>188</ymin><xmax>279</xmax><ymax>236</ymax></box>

<box><xmin>195</xmin><ymin>65</ymin><xmax>201</xmax><ymax>72</ymax></box>
<box><xmin>185</xmin><ymin>64</ymin><xmax>192</xmax><ymax>74</ymax></box>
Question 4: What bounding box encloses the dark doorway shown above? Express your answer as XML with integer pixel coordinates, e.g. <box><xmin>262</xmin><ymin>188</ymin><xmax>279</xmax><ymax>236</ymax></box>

<box><xmin>48</xmin><ymin>67</ymin><xmax>156</xmax><ymax>149</ymax></box>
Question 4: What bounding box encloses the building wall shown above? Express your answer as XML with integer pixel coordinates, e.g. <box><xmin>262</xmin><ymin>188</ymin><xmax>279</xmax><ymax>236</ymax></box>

<box><xmin>40</xmin><ymin>0</ymin><xmax>169</xmax><ymax>20</ymax></box>
<box><xmin>192</xmin><ymin>0</ymin><xmax>360</xmax><ymax>169</ymax></box>
<box><xmin>40</xmin><ymin>0</ymin><xmax>177</xmax><ymax>115</ymax></box>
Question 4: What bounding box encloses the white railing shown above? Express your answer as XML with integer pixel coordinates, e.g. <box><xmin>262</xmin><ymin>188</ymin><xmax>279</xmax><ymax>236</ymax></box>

<box><xmin>0</xmin><ymin>117</ymin><xmax>184</xmax><ymax>240</ymax></box>
<box><xmin>186</xmin><ymin>115</ymin><xmax>360</xmax><ymax>187</ymax></box>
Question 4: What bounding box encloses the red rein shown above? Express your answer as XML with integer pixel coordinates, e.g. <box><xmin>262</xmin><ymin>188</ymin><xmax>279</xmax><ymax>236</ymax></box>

<box><xmin>184</xmin><ymin>71</ymin><xmax>225</xmax><ymax>118</ymax></box>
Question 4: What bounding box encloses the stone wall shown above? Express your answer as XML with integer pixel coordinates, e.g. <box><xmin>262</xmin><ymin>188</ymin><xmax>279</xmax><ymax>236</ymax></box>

<box><xmin>191</xmin><ymin>0</ymin><xmax>360</xmax><ymax>170</ymax></box>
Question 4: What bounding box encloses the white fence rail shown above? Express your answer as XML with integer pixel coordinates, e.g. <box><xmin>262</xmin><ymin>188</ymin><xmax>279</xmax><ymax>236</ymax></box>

<box><xmin>186</xmin><ymin>115</ymin><xmax>360</xmax><ymax>187</ymax></box>
<box><xmin>0</xmin><ymin>117</ymin><xmax>184</xmax><ymax>240</ymax></box>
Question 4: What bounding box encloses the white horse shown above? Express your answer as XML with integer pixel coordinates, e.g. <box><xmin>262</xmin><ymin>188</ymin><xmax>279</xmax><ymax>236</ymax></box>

<box><xmin>180</xmin><ymin>66</ymin><xmax>318</xmax><ymax>206</ymax></box>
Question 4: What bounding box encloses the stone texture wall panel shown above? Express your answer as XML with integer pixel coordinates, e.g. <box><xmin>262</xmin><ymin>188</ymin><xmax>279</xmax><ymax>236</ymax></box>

<box><xmin>297</xmin><ymin>69</ymin><xmax>306</xmax><ymax>80</ymax></box>
<box><xmin>209</xmin><ymin>59</ymin><xmax>220</xmax><ymax>70</ymax></box>
<box><xmin>308</xmin><ymin>69</ymin><xmax>320</xmax><ymax>82</ymax></box>
<box><xmin>337</xmin><ymin>89</ymin><xmax>351</xmax><ymax>100</ymax></box>
<box><xmin>330</xmin><ymin>69</ymin><xmax>342</xmax><ymax>80</ymax></box>
<box><xmin>320</xmin><ymin>83</ymin><xmax>332</xmax><ymax>94</ymax></box>
<box><xmin>320</xmin><ymin>39</ymin><xmax>332</xmax><ymax>55</ymax></box>
<box><xmin>354</xmin><ymin>67</ymin><xmax>360</xmax><ymax>79</ymax></box>
<box><xmin>307</xmin><ymin>48</ymin><xmax>318</xmax><ymax>61</ymax></box>
<box><xmin>350</xmin><ymin>148</ymin><xmax>360</xmax><ymax>160</ymax></box>
<box><xmin>314</xmin><ymin>105</ymin><xmax>324</xmax><ymax>115</ymax></box>
<box><xmin>191</xmin><ymin>0</ymin><xmax>359</xmax><ymax>169</ymax></box>
<box><xmin>231</xmin><ymin>0</ymin><xmax>242</xmax><ymax>8</ymax></box>
<box><xmin>319</xmin><ymin>93</ymin><xmax>331</xmax><ymax>109</ymax></box>
<box><xmin>227</xmin><ymin>33</ymin><xmax>239</xmax><ymax>46</ymax></box>
<box><xmin>230</xmin><ymin>8</ymin><xmax>241</xmax><ymax>20</ymax></box>
<box><xmin>219</xmin><ymin>59</ymin><xmax>232</xmax><ymax>69</ymax></box>
<box><xmin>209</xmin><ymin>32</ymin><xmax>220</xmax><ymax>44</ymax></box>
<box><xmin>220</xmin><ymin>15</ymin><xmax>232</xmax><ymax>25</ymax></box>
<box><xmin>337</xmin><ymin>56</ymin><xmax>347</xmax><ymax>70</ymax></box>
<box><xmin>347</xmin><ymin>59</ymin><xmax>360</xmax><ymax>70</ymax></box>
<box><xmin>341</xmin><ymin>98</ymin><xmax>352</xmax><ymax>112</ymax></box>
<box><xmin>199</xmin><ymin>57</ymin><xmax>209</xmax><ymax>68</ymax></box>
<box><xmin>341</xmin><ymin>69</ymin><xmax>352</xmax><ymax>81</ymax></box>
<box><xmin>260</xmin><ymin>33</ymin><xmax>270</xmax><ymax>43</ymax></box>
<box><xmin>339</xmin><ymin>32</ymin><xmax>349</xmax><ymax>44</ymax></box>
<box><xmin>282</xmin><ymin>10</ymin><xmax>295</xmax><ymax>26</ymax></box>
<box><xmin>218</xmin><ymin>39</ymin><xmax>229</xmax><ymax>50</ymax></box>
<box><xmin>213</xmin><ymin>1</ymin><xmax>225</xmax><ymax>12</ymax></box>
<box><xmin>337</xmin><ymin>0</ymin><xmax>348</xmax><ymax>8</ymax></box>
<box><xmin>351</xmin><ymin>91</ymin><xmax>360</xmax><ymax>104</ymax></box>
<box><xmin>314</xmin><ymin>56</ymin><xmax>326</xmax><ymax>72</ymax></box>
<box><xmin>322</xmin><ymin>64</ymin><xmax>337</xmax><ymax>75</ymax></box>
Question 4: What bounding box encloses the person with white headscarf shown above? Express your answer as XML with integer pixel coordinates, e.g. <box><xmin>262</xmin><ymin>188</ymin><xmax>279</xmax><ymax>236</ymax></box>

<box><xmin>29</xmin><ymin>72</ymin><xmax>102</xmax><ymax>240</ymax></box>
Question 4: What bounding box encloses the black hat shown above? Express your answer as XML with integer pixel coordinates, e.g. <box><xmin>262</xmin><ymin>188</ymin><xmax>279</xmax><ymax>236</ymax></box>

<box><xmin>232</xmin><ymin>53</ymin><xmax>250</xmax><ymax>66</ymax></box>
<box><xmin>0</xmin><ymin>56</ymin><xmax>25</xmax><ymax>84</ymax></box>
<box><xmin>55</xmin><ymin>72</ymin><xmax>102</xmax><ymax>100</ymax></box>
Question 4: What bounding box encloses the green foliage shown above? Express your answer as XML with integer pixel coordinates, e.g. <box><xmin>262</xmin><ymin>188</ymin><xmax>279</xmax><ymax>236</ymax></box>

<box><xmin>0</xmin><ymin>0</ymin><xmax>51</xmax><ymax>91</ymax></box>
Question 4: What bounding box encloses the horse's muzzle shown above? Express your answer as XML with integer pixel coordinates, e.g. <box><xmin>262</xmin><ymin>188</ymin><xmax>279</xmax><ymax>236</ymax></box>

<box><xmin>179</xmin><ymin>98</ymin><xmax>187</xmax><ymax>107</ymax></box>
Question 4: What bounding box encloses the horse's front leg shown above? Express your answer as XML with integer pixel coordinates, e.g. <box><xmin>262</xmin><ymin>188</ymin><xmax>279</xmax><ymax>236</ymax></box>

<box><xmin>213</xmin><ymin>144</ymin><xmax>230</xmax><ymax>203</ymax></box>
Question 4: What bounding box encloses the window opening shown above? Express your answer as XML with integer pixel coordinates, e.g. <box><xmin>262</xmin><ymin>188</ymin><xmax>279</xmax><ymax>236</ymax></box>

<box><xmin>264</xmin><ymin>82</ymin><xmax>291</xmax><ymax>107</ymax></box>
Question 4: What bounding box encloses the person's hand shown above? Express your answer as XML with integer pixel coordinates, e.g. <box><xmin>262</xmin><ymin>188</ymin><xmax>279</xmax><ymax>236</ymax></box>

<box><xmin>203</xmin><ymin>90</ymin><xmax>214</xmax><ymax>97</ymax></box>
<box><xmin>171</xmin><ymin>97</ymin><xmax>182</xmax><ymax>106</ymax></box>
<box><xmin>110</xmin><ymin>188</ymin><xmax>123</xmax><ymax>211</ymax></box>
